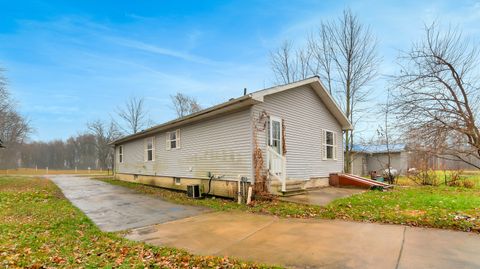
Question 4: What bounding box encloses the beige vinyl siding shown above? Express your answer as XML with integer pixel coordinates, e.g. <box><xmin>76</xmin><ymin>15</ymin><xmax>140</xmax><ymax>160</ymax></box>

<box><xmin>116</xmin><ymin>108</ymin><xmax>253</xmax><ymax>181</ymax></box>
<box><xmin>366</xmin><ymin>152</ymin><xmax>407</xmax><ymax>175</ymax></box>
<box><xmin>252</xmin><ymin>85</ymin><xmax>344</xmax><ymax>179</ymax></box>
<box><xmin>351</xmin><ymin>152</ymin><xmax>368</xmax><ymax>176</ymax></box>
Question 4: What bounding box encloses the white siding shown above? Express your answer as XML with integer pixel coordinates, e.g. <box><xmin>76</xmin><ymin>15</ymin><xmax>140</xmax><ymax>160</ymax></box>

<box><xmin>252</xmin><ymin>85</ymin><xmax>344</xmax><ymax>179</ymax></box>
<box><xmin>351</xmin><ymin>152</ymin><xmax>367</xmax><ymax>176</ymax></box>
<box><xmin>116</xmin><ymin>109</ymin><xmax>253</xmax><ymax>181</ymax></box>
<box><xmin>366</xmin><ymin>152</ymin><xmax>407</xmax><ymax>175</ymax></box>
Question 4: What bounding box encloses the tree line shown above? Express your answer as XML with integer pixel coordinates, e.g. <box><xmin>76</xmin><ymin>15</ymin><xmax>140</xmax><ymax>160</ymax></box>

<box><xmin>0</xmin><ymin>72</ymin><xmax>202</xmax><ymax>169</ymax></box>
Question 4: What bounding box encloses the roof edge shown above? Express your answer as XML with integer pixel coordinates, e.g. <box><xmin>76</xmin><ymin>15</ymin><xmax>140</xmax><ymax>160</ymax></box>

<box><xmin>110</xmin><ymin>95</ymin><xmax>257</xmax><ymax>145</ymax></box>
<box><xmin>251</xmin><ymin>76</ymin><xmax>352</xmax><ymax>130</ymax></box>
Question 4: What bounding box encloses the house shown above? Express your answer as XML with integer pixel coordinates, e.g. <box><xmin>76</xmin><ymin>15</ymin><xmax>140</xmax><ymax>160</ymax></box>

<box><xmin>111</xmin><ymin>77</ymin><xmax>352</xmax><ymax>198</ymax></box>
<box><xmin>351</xmin><ymin>144</ymin><xmax>409</xmax><ymax>176</ymax></box>
<box><xmin>351</xmin><ymin>143</ymin><xmax>480</xmax><ymax>177</ymax></box>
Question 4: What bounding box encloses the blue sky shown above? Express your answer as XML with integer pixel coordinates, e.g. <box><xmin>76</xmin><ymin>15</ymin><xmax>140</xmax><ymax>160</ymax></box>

<box><xmin>0</xmin><ymin>0</ymin><xmax>479</xmax><ymax>141</ymax></box>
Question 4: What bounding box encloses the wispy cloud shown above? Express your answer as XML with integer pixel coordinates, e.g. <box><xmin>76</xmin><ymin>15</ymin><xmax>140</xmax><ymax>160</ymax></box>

<box><xmin>28</xmin><ymin>105</ymin><xmax>80</xmax><ymax>114</ymax></box>
<box><xmin>107</xmin><ymin>37</ymin><xmax>222</xmax><ymax>65</ymax></box>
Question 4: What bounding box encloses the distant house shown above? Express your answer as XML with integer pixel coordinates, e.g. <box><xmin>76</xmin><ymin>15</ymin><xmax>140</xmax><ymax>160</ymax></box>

<box><xmin>351</xmin><ymin>143</ymin><xmax>480</xmax><ymax>176</ymax></box>
<box><xmin>351</xmin><ymin>144</ymin><xmax>409</xmax><ymax>176</ymax></box>
<box><xmin>110</xmin><ymin>77</ymin><xmax>352</xmax><ymax>197</ymax></box>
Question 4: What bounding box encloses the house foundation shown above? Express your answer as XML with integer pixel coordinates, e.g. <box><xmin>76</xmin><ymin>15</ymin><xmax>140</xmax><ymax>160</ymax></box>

<box><xmin>115</xmin><ymin>173</ymin><xmax>239</xmax><ymax>198</ymax></box>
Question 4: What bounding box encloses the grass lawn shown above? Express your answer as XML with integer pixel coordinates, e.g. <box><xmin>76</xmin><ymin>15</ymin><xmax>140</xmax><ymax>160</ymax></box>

<box><xmin>97</xmin><ymin>178</ymin><xmax>480</xmax><ymax>233</ymax></box>
<box><xmin>327</xmin><ymin>186</ymin><xmax>480</xmax><ymax>232</ymax></box>
<box><xmin>0</xmin><ymin>176</ymin><xmax>278</xmax><ymax>268</ymax></box>
<box><xmin>396</xmin><ymin>170</ymin><xmax>480</xmax><ymax>187</ymax></box>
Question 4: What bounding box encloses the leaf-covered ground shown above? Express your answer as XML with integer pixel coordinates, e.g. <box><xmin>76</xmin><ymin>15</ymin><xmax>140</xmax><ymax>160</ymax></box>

<box><xmin>0</xmin><ymin>176</ymin><xmax>279</xmax><ymax>268</ymax></box>
<box><xmin>98</xmin><ymin>178</ymin><xmax>480</xmax><ymax>232</ymax></box>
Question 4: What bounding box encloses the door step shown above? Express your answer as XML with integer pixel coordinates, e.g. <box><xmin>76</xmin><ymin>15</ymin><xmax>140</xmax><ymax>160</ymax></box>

<box><xmin>269</xmin><ymin>176</ymin><xmax>308</xmax><ymax>196</ymax></box>
<box><xmin>280</xmin><ymin>186</ymin><xmax>307</xmax><ymax>197</ymax></box>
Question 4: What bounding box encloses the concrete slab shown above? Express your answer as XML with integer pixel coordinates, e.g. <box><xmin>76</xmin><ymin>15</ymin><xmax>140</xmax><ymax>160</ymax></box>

<box><xmin>127</xmin><ymin>211</ymin><xmax>480</xmax><ymax>269</ymax></box>
<box><xmin>49</xmin><ymin>175</ymin><xmax>207</xmax><ymax>232</ymax></box>
<box><xmin>280</xmin><ymin>187</ymin><xmax>365</xmax><ymax>206</ymax></box>
<box><xmin>127</xmin><ymin>212</ymin><xmax>276</xmax><ymax>255</ymax></box>
<box><xmin>221</xmin><ymin>217</ymin><xmax>403</xmax><ymax>269</ymax></box>
<box><xmin>398</xmin><ymin>227</ymin><xmax>480</xmax><ymax>269</ymax></box>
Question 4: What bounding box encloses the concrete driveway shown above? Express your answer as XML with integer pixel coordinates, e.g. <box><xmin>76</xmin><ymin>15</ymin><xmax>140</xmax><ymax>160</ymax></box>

<box><xmin>127</xmin><ymin>212</ymin><xmax>480</xmax><ymax>269</ymax></box>
<box><xmin>50</xmin><ymin>175</ymin><xmax>480</xmax><ymax>268</ymax></box>
<box><xmin>49</xmin><ymin>175</ymin><xmax>207</xmax><ymax>232</ymax></box>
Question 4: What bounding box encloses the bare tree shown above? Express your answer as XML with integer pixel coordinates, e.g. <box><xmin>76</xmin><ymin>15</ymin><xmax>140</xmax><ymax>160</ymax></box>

<box><xmin>308</xmin><ymin>24</ymin><xmax>334</xmax><ymax>94</ymax></box>
<box><xmin>375</xmin><ymin>89</ymin><xmax>400</xmax><ymax>183</ymax></box>
<box><xmin>270</xmin><ymin>40</ymin><xmax>313</xmax><ymax>84</ymax></box>
<box><xmin>170</xmin><ymin>92</ymin><xmax>202</xmax><ymax>118</ymax></box>
<box><xmin>0</xmin><ymin>70</ymin><xmax>30</xmax><ymax>146</ymax></box>
<box><xmin>270</xmin><ymin>9</ymin><xmax>380</xmax><ymax>173</ymax></box>
<box><xmin>115</xmin><ymin>96</ymin><xmax>150</xmax><ymax>134</ymax></box>
<box><xmin>87</xmin><ymin>120</ymin><xmax>121</xmax><ymax>169</ymax></box>
<box><xmin>325</xmin><ymin>10</ymin><xmax>380</xmax><ymax>173</ymax></box>
<box><xmin>393</xmin><ymin>23</ymin><xmax>480</xmax><ymax>169</ymax></box>
<box><xmin>0</xmin><ymin>68</ymin><xmax>31</xmax><ymax>168</ymax></box>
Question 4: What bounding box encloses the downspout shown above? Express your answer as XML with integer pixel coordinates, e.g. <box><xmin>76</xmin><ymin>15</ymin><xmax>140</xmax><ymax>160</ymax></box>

<box><xmin>237</xmin><ymin>176</ymin><xmax>242</xmax><ymax>204</ymax></box>
<box><xmin>111</xmin><ymin>145</ymin><xmax>115</xmax><ymax>177</ymax></box>
<box><xmin>205</xmin><ymin>172</ymin><xmax>214</xmax><ymax>196</ymax></box>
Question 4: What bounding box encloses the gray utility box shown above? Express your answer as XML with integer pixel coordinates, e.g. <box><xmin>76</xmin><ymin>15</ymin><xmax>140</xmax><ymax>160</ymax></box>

<box><xmin>187</xmin><ymin>184</ymin><xmax>202</xmax><ymax>198</ymax></box>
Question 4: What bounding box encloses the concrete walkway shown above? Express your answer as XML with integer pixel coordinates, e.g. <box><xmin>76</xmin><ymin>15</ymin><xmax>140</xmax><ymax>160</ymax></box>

<box><xmin>50</xmin><ymin>175</ymin><xmax>207</xmax><ymax>231</ymax></box>
<box><xmin>51</xmin><ymin>175</ymin><xmax>480</xmax><ymax>268</ymax></box>
<box><xmin>127</xmin><ymin>212</ymin><xmax>480</xmax><ymax>269</ymax></box>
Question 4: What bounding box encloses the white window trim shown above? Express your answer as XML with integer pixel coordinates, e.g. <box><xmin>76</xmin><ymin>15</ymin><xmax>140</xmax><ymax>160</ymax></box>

<box><xmin>144</xmin><ymin>137</ymin><xmax>155</xmax><ymax>162</ymax></box>
<box><xmin>166</xmin><ymin>129</ymin><xmax>181</xmax><ymax>150</ymax></box>
<box><xmin>323</xmin><ymin>129</ymin><xmax>338</xmax><ymax>161</ymax></box>
<box><xmin>118</xmin><ymin>145</ymin><xmax>124</xmax><ymax>163</ymax></box>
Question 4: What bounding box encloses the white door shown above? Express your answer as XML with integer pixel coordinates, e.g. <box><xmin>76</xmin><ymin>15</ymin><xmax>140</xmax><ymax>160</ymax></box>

<box><xmin>267</xmin><ymin>116</ymin><xmax>285</xmax><ymax>179</ymax></box>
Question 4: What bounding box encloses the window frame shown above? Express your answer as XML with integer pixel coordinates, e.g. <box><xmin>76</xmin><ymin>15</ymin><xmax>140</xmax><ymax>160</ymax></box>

<box><xmin>118</xmin><ymin>145</ymin><xmax>124</xmax><ymax>163</ymax></box>
<box><xmin>166</xmin><ymin>129</ymin><xmax>181</xmax><ymax>150</ymax></box>
<box><xmin>323</xmin><ymin>129</ymin><xmax>337</xmax><ymax>161</ymax></box>
<box><xmin>144</xmin><ymin>137</ymin><xmax>155</xmax><ymax>162</ymax></box>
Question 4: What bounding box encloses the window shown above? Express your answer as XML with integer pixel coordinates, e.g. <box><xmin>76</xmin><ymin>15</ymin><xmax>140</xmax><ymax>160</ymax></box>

<box><xmin>323</xmin><ymin>130</ymin><xmax>337</xmax><ymax>160</ymax></box>
<box><xmin>268</xmin><ymin>116</ymin><xmax>282</xmax><ymax>155</ymax></box>
<box><xmin>166</xmin><ymin>129</ymin><xmax>180</xmax><ymax>150</ymax></box>
<box><xmin>144</xmin><ymin>137</ymin><xmax>155</xmax><ymax>161</ymax></box>
<box><xmin>173</xmin><ymin>177</ymin><xmax>181</xmax><ymax>185</ymax></box>
<box><xmin>118</xmin><ymin>146</ymin><xmax>123</xmax><ymax>163</ymax></box>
